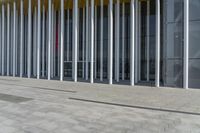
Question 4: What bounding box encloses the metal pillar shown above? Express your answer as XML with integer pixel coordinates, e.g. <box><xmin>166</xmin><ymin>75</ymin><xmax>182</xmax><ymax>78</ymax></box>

<box><xmin>37</xmin><ymin>0</ymin><xmax>41</xmax><ymax>79</ymax></box>
<box><xmin>13</xmin><ymin>1</ymin><xmax>16</xmax><ymax>77</ymax></box>
<box><xmin>108</xmin><ymin>0</ymin><xmax>113</xmax><ymax>84</ymax></box>
<box><xmin>115</xmin><ymin>0</ymin><xmax>120</xmax><ymax>82</ymax></box>
<box><xmin>82</xmin><ymin>8</ymin><xmax>85</xmax><ymax>79</ymax></box>
<box><xmin>51</xmin><ymin>4</ymin><xmax>54</xmax><ymax>78</ymax></box>
<box><xmin>33</xmin><ymin>7</ymin><xmax>37</xmax><ymax>77</ymax></box>
<box><xmin>10</xmin><ymin>11</ymin><xmax>13</xmax><ymax>75</ymax></box>
<box><xmin>114</xmin><ymin>4</ymin><xmax>117</xmax><ymax>81</ymax></box>
<box><xmin>1</xmin><ymin>4</ymin><xmax>5</xmax><ymax>76</ymax></box>
<box><xmin>60</xmin><ymin>0</ymin><xmax>64</xmax><ymax>81</ymax></box>
<box><xmin>67</xmin><ymin>9</ymin><xmax>70</xmax><ymax>62</ymax></box>
<box><xmin>147</xmin><ymin>0</ymin><xmax>150</xmax><ymax>81</ymax></box>
<box><xmin>20</xmin><ymin>0</ymin><xmax>24</xmax><ymax>77</ymax></box>
<box><xmin>16</xmin><ymin>9</ymin><xmax>18</xmax><ymax>75</ymax></box>
<box><xmin>7</xmin><ymin>3</ymin><xmax>10</xmax><ymax>76</ymax></box>
<box><xmin>135</xmin><ymin>0</ymin><xmax>138</xmax><ymax>83</ymax></box>
<box><xmin>77</xmin><ymin>8</ymin><xmax>79</xmax><ymax>66</ymax></box>
<box><xmin>58</xmin><ymin>11</ymin><xmax>61</xmax><ymax>77</ymax></box>
<box><xmin>46</xmin><ymin>11</ymin><xmax>48</xmax><ymax>76</ymax></box>
<box><xmin>24</xmin><ymin>16</ymin><xmax>27</xmax><ymax>74</ymax></box>
<box><xmin>85</xmin><ymin>0</ymin><xmax>89</xmax><ymax>80</ymax></box>
<box><xmin>184</xmin><ymin>0</ymin><xmax>189</xmax><ymax>89</ymax></box>
<box><xmin>100</xmin><ymin>0</ymin><xmax>104</xmax><ymax>81</ymax></box>
<box><xmin>122</xmin><ymin>2</ymin><xmax>125</xmax><ymax>80</ymax></box>
<box><xmin>48</xmin><ymin>0</ymin><xmax>52</xmax><ymax>80</ymax></box>
<box><xmin>90</xmin><ymin>0</ymin><xmax>94</xmax><ymax>83</ymax></box>
<box><xmin>15</xmin><ymin>7</ymin><xmax>19</xmax><ymax>75</ymax></box>
<box><xmin>10</xmin><ymin>12</ymin><xmax>13</xmax><ymax>74</ymax></box>
<box><xmin>94</xmin><ymin>6</ymin><xmax>97</xmax><ymax>79</ymax></box>
<box><xmin>28</xmin><ymin>0</ymin><xmax>32</xmax><ymax>78</ymax></box>
<box><xmin>130</xmin><ymin>0</ymin><xmax>135</xmax><ymax>86</ymax></box>
<box><xmin>0</xmin><ymin>13</ymin><xmax>1</xmax><ymax>74</ymax></box>
<box><xmin>42</xmin><ymin>5</ymin><xmax>45</xmax><ymax>77</ymax></box>
<box><xmin>138</xmin><ymin>2</ymin><xmax>141</xmax><ymax>81</ymax></box>
<box><xmin>155</xmin><ymin>0</ymin><xmax>160</xmax><ymax>87</ymax></box>
<box><xmin>53</xmin><ymin>9</ymin><xmax>56</xmax><ymax>77</ymax></box>
<box><xmin>73</xmin><ymin>0</ymin><xmax>78</xmax><ymax>82</ymax></box>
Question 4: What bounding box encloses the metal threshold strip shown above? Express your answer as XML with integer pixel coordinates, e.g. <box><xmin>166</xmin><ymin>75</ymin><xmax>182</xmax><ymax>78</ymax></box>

<box><xmin>69</xmin><ymin>97</ymin><xmax>200</xmax><ymax>116</ymax></box>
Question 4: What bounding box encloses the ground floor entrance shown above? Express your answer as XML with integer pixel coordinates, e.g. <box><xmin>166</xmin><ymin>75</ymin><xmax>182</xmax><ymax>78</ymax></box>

<box><xmin>137</xmin><ymin>0</ymin><xmax>156</xmax><ymax>85</ymax></box>
<box><xmin>1</xmin><ymin>0</ymin><xmax>200</xmax><ymax>89</ymax></box>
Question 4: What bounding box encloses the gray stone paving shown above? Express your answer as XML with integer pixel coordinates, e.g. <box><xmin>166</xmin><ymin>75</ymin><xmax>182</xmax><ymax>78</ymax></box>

<box><xmin>0</xmin><ymin>76</ymin><xmax>199</xmax><ymax>132</ymax></box>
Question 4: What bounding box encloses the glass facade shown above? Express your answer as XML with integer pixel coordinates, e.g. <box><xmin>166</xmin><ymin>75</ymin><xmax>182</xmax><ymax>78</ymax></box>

<box><xmin>189</xmin><ymin>0</ymin><xmax>200</xmax><ymax>88</ymax></box>
<box><xmin>162</xmin><ymin>0</ymin><xmax>184</xmax><ymax>87</ymax></box>
<box><xmin>0</xmin><ymin>0</ymin><xmax>199</xmax><ymax>89</ymax></box>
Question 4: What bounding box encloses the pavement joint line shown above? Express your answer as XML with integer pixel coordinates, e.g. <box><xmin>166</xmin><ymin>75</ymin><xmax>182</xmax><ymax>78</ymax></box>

<box><xmin>69</xmin><ymin>97</ymin><xmax>200</xmax><ymax>116</ymax></box>
<box><xmin>0</xmin><ymin>82</ymin><xmax>77</xmax><ymax>93</ymax></box>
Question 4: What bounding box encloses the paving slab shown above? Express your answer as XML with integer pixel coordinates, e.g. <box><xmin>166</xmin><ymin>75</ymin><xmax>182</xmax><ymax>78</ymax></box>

<box><xmin>0</xmin><ymin>76</ymin><xmax>199</xmax><ymax>132</ymax></box>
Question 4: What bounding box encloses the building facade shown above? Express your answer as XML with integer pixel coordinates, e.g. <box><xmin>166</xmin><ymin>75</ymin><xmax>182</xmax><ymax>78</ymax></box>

<box><xmin>0</xmin><ymin>0</ymin><xmax>199</xmax><ymax>89</ymax></box>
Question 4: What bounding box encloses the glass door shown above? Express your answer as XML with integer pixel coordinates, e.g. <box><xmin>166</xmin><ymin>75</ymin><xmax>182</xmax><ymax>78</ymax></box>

<box><xmin>138</xmin><ymin>0</ymin><xmax>156</xmax><ymax>84</ymax></box>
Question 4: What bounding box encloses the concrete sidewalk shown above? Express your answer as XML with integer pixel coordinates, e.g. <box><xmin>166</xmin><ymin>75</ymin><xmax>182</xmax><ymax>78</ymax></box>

<box><xmin>0</xmin><ymin>76</ymin><xmax>199</xmax><ymax>132</ymax></box>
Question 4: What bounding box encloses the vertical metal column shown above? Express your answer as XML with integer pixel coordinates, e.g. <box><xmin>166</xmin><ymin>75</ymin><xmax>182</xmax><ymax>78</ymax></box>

<box><xmin>130</xmin><ymin>0</ymin><xmax>135</xmax><ymax>86</ymax></box>
<box><xmin>155</xmin><ymin>0</ymin><xmax>160</xmax><ymax>87</ymax></box>
<box><xmin>67</xmin><ymin>9</ymin><xmax>70</xmax><ymax>62</ymax></box>
<box><xmin>7</xmin><ymin>3</ymin><xmax>10</xmax><ymax>76</ymax></box>
<box><xmin>0</xmin><ymin>12</ymin><xmax>1</xmax><ymax>74</ymax></box>
<box><xmin>24</xmin><ymin>16</ymin><xmax>27</xmax><ymax>74</ymax></box>
<box><xmin>58</xmin><ymin>11</ymin><xmax>61</xmax><ymax>77</ymax></box>
<box><xmin>135</xmin><ymin>0</ymin><xmax>138</xmax><ymax>83</ymax></box>
<box><xmin>73</xmin><ymin>0</ymin><xmax>78</xmax><ymax>82</ymax></box>
<box><xmin>13</xmin><ymin>1</ymin><xmax>16</xmax><ymax>77</ymax></box>
<box><xmin>100</xmin><ymin>0</ymin><xmax>104</xmax><ymax>81</ymax></box>
<box><xmin>94</xmin><ymin>6</ymin><xmax>97</xmax><ymax>79</ymax></box>
<box><xmin>77</xmin><ymin>8</ymin><xmax>79</xmax><ymax>67</ymax></box>
<box><xmin>15</xmin><ymin>10</ymin><xmax>20</xmax><ymax>75</ymax></box>
<box><xmin>108</xmin><ymin>0</ymin><xmax>113</xmax><ymax>84</ymax></box>
<box><xmin>16</xmin><ymin>11</ymin><xmax>18</xmax><ymax>75</ymax></box>
<box><xmin>53</xmin><ymin>10</ymin><xmax>56</xmax><ymax>77</ymax></box>
<box><xmin>72</xmin><ymin>10</ymin><xmax>75</xmax><ymax>79</ymax></box>
<box><xmin>60</xmin><ymin>0</ymin><xmax>64</xmax><ymax>81</ymax></box>
<box><xmin>48</xmin><ymin>0</ymin><xmax>52</xmax><ymax>80</ymax></box>
<box><xmin>90</xmin><ymin>0</ymin><xmax>94</xmax><ymax>83</ymax></box>
<box><xmin>42</xmin><ymin>4</ymin><xmax>45</xmax><ymax>77</ymax></box>
<box><xmin>122</xmin><ymin>2</ymin><xmax>125</xmax><ymax>81</ymax></box>
<box><xmin>37</xmin><ymin>0</ymin><xmax>41</xmax><ymax>79</ymax></box>
<box><xmin>1</xmin><ymin>4</ymin><xmax>5</xmax><ymax>76</ymax></box>
<box><xmin>10</xmin><ymin>11</ymin><xmax>13</xmax><ymax>74</ymax></box>
<box><xmin>33</xmin><ymin>7</ymin><xmax>37</xmax><ymax>77</ymax></box>
<box><xmin>138</xmin><ymin>2</ymin><xmax>141</xmax><ymax>81</ymax></box>
<box><xmin>51</xmin><ymin>4</ymin><xmax>54</xmax><ymax>78</ymax></box>
<box><xmin>28</xmin><ymin>0</ymin><xmax>32</xmax><ymax>78</ymax></box>
<box><xmin>82</xmin><ymin>8</ymin><xmax>85</xmax><ymax>79</ymax></box>
<box><xmin>114</xmin><ymin>4</ymin><xmax>117</xmax><ymax>81</ymax></box>
<box><xmin>184</xmin><ymin>0</ymin><xmax>189</xmax><ymax>89</ymax></box>
<box><xmin>20</xmin><ymin>0</ymin><xmax>24</xmax><ymax>77</ymax></box>
<box><xmin>85</xmin><ymin>0</ymin><xmax>89</xmax><ymax>80</ymax></box>
<box><xmin>115</xmin><ymin>0</ymin><xmax>120</xmax><ymax>82</ymax></box>
<box><xmin>147</xmin><ymin>0</ymin><xmax>150</xmax><ymax>81</ymax></box>
<box><xmin>46</xmin><ymin>11</ymin><xmax>48</xmax><ymax>76</ymax></box>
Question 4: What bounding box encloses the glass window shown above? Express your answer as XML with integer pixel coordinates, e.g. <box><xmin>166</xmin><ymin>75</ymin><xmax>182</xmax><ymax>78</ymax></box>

<box><xmin>189</xmin><ymin>60</ymin><xmax>200</xmax><ymax>88</ymax></box>
<box><xmin>189</xmin><ymin>21</ymin><xmax>200</xmax><ymax>59</ymax></box>
<box><xmin>189</xmin><ymin>2</ymin><xmax>200</xmax><ymax>88</ymax></box>
<box><xmin>162</xmin><ymin>0</ymin><xmax>184</xmax><ymax>87</ymax></box>
<box><xmin>190</xmin><ymin>0</ymin><xmax>200</xmax><ymax>21</ymax></box>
